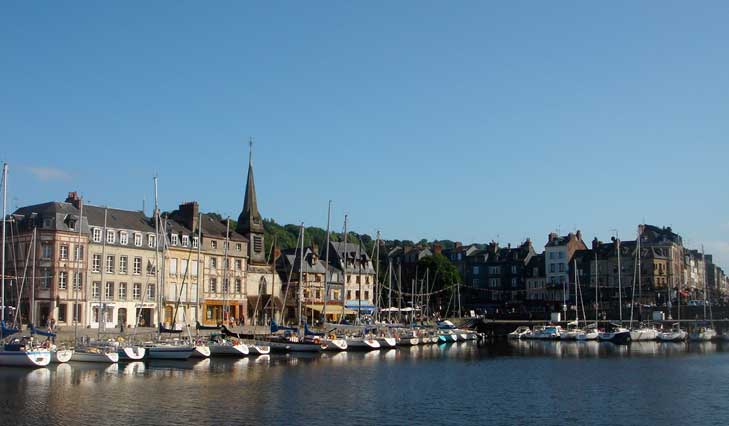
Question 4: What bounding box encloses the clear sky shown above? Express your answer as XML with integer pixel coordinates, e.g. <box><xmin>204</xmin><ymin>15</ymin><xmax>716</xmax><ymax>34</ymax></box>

<box><xmin>2</xmin><ymin>2</ymin><xmax>729</xmax><ymax>267</ymax></box>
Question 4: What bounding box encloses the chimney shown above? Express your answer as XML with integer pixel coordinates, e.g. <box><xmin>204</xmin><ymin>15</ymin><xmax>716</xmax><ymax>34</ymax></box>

<box><xmin>576</xmin><ymin>230</ymin><xmax>582</xmax><ymax>241</ymax></box>
<box><xmin>65</xmin><ymin>191</ymin><xmax>83</xmax><ymax>210</ymax></box>
<box><xmin>433</xmin><ymin>243</ymin><xmax>442</xmax><ymax>255</ymax></box>
<box><xmin>592</xmin><ymin>237</ymin><xmax>599</xmax><ymax>250</ymax></box>
<box><xmin>178</xmin><ymin>201</ymin><xmax>199</xmax><ymax>231</ymax></box>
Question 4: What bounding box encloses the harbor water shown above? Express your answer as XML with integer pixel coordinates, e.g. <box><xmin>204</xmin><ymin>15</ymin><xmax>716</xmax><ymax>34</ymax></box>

<box><xmin>2</xmin><ymin>341</ymin><xmax>729</xmax><ymax>425</ymax></box>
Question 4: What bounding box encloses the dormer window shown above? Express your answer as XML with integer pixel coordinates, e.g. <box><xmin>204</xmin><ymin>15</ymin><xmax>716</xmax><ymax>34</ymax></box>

<box><xmin>211</xmin><ymin>240</ymin><xmax>217</xmax><ymax>249</ymax></box>
<box><xmin>106</xmin><ymin>229</ymin><xmax>115</xmax><ymax>244</ymax></box>
<box><xmin>192</xmin><ymin>237</ymin><xmax>199</xmax><ymax>248</ymax></box>
<box><xmin>92</xmin><ymin>228</ymin><xmax>102</xmax><ymax>243</ymax></box>
<box><xmin>134</xmin><ymin>233</ymin><xmax>142</xmax><ymax>247</ymax></box>
<box><xmin>67</xmin><ymin>218</ymin><xmax>76</xmax><ymax>231</ymax></box>
<box><xmin>119</xmin><ymin>231</ymin><xmax>128</xmax><ymax>245</ymax></box>
<box><xmin>148</xmin><ymin>234</ymin><xmax>157</xmax><ymax>248</ymax></box>
<box><xmin>170</xmin><ymin>234</ymin><xmax>178</xmax><ymax>246</ymax></box>
<box><xmin>182</xmin><ymin>235</ymin><xmax>189</xmax><ymax>247</ymax></box>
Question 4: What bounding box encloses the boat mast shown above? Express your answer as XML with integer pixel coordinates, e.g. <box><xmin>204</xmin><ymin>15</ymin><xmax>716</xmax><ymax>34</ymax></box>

<box><xmin>573</xmin><ymin>258</ymin><xmax>578</xmax><ymax>328</ymax></box>
<box><xmin>701</xmin><ymin>245</ymin><xmax>708</xmax><ymax>323</ymax></box>
<box><xmin>98</xmin><ymin>207</ymin><xmax>108</xmax><ymax>340</ymax></box>
<box><xmin>616</xmin><ymin>234</ymin><xmax>622</xmax><ymax>324</ymax></box>
<box><xmin>374</xmin><ymin>230</ymin><xmax>380</xmax><ymax>323</ymax></box>
<box><xmin>74</xmin><ymin>200</ymin><xmax>83</xmax><ymax>342</ymax></box>
<box><xmin>223</xmin><ymin>218</ymin><xmax>230</xmax><ymax>325</ymax></box>
<box><xmin>153</xmin><ymin>176</ymin><xmax>161</xmax><ymax>338</ymax></box>
<box><xmin>1</xmin><ymin>163</ymin><xmax>6</xmax><ymax>323</ymax></box>
<box><xmin>297</xmin><ymin>222</ymin><xmax>304</xmax><ymax>328</ymax></box>
<box><xmin>340</xmin><ymin>215</ymin><xmax>347</xmax><ymax>322</ymax></box>
<box><xmin>30</xmin><ymin>226</ymin><xmax>36</xmax><ymax>326</ymax></box>
<box><xmin>321</xmin><ymin>201</ymin><xmax>331</xmax><ymax>323</ymax></box>
<box><xmin>195</xmin><ymin>211</ymin><xmax>202</xmax><ymax>328</ymax></box>
<box><xmin>594</xmin><ymin>246</ymin><xmax>598</xmax><ymax>327</ymax></box>
<box><xmin>387</xmin><ymin>258</ymin><xmax>392</xmax><ymax>323</ymax></box>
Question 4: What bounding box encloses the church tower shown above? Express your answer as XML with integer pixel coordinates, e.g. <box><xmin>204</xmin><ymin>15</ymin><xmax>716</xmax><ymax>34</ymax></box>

<box><xmin>237</xmin><ymin>140</ymin><xmax>267</xmax><ymax>264</ymax></box>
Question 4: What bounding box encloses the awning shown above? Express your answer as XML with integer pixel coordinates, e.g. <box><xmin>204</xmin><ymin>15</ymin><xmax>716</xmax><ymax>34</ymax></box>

<box><xmin>345</xmin><ymin>301</ymin><xmax>376</xmax><ymax>312</ymax></box>
<box><xmin>305</xmin><ymin>304</ymin><xmax>357</xmax><ymax>316</ymax></box>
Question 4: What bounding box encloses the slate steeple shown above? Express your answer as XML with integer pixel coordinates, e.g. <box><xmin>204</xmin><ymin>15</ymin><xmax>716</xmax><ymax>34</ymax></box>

<box><xmin>237</xmin><ymin>139</ymin><xmax>266</xmax><ymax>264</ymax></box>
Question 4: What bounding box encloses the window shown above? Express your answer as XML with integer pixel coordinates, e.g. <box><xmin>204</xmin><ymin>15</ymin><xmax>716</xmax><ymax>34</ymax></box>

<box><xmin>74</xmin><ymin>245</ymin><xmax>84</xmax><ymax>261</ymax></box>
<box><xmin>356</xmin><ymin>276</ymin><xmax>361</xmax><ymax>284</ymax></box>
<box><xmin>119</xmin><ymin>282</ymin><xmax>127</xmax><ymax>300</ymax></box>
<box><xmin>181</xmin><ymin>260</ymin><xmax>188</xmax><ymax>276</ymax></box>
<box><xmin>236</xmin><ymin>243</ymin><xmax>242</xmax><ymax>251</ymax></box>
<box><xmin>73</xmin><ymin>272</ymin><xmax>82</xmax><ymax>290</ymax></box>
<box><xmin>60</xmin><ymin>245</ymin><xmax>69</xmax><ymax>260</ymax></box>
<box><xmin>73</xmin><ymin>304</ymin><xmax>82</xmax><ymax>322</ymax></box>
<box><xmin>134</xmin><ymin>233</ymin><xmax>142</xmax><ymax>247</ymax></box>
<box><xmin>489</xmin><ymin>278</ymin><xmax>499</xmax><ymax>288</ymax></box>
<box><xmin>558</xmin><ymin>251</ymin><xmax>564</xmax><ymax>259</ymax></box>
<box><xmin>119</xmin><ymin>231</ymin><xmax>128</xmax><ymax>245</ymax></box>
<box><xmin>57</xmin><ymin>304</ymin><xmax>67</xmax><ymax>322</ymax></box>
<box><xmin>58</xmin><ymin>271</ymin><xmax>67</xmax><ymax>289</ymax></box>
<box><xmin>106</xmin><ymin>229</ymin><xmax>115</xmax><ymax>244</ymax></box>
<box><xmin>148</xmin><ymin>234</ymin><xmax>156</xmax><ymax>248</ymax></box>
<box><xmin>170</xmin><ymin>234</ymin><xmax>178</xmax><ymax>246</ymax></box>
<box><xmin>147</xmin><ymin>284</ymin><xmax>155</xmax><ymax>299</ymax></box>
<box><xmin>235</xmin><ymin>279</ymin><xmax>242</xmax><ymax>293</ymax></box>
<box><xmin>473</xmin><ymin>266</ymin><xmax>480</xmax><ymax>275</ymax></box>
<box><xmin>210</xmin><ymin>257</ymin><xmax>217</xmax><ymax>269</ymax></box>
<box><xmin>224</xmin><ymin>258</ymin><xmax>230</xmax><ymax>270</ymax></box>
<box><xmin>119</xmin><ymin>256</ymin><xmax>128</xmax><ymax>274</ymax></box>
<box><xmin>133</xmin><ymin>283</ymin><xmax>142</xmax><ymax>300</ymax></box>
<box><xmin>192</xmin><ymin>237</ymin><xmax>199</xmax><ymax>248</ymax></box>
<box><xmin>191</xmin><ymin>260</ymin><xmax>198</xmax><ymax>276</ymax></box>
<box><xmin>210</xmin><ymin>278</ymin><xmax>217</xmax><ymax>293</ymax></box>
<box><xmin>364</xmin><ymin>290</ymin><xmax>369</xmax><ymax>300</ymax></box>
<box><xmin>92</xmin><ymin>282</ymin><xmax>100</xmax><ymax>299</ymax></box>
<box><xmin>235</xmin><ymin>259</ymin><xmax>242</xmax><ymax>270</ymax></box>
<box><xmin>211</xmin><ymin>240</ymin><xmax>217</xmax><ymax>249</ymax></box>
<box><xmin>347</xmin><ymin>290</ymin><xmax>352</xmax><ymax>300</ymax></box>
<box><xmin>512</xmin><ymin>278</ymin><xmax>518</xmax><ymax>287</ymax></box>
<box><xmin>170</xmin><ymin>258</ymin><xmax>177</xmax><ymax>276</ymax></box>
<box><xmin>40</xmin><ymin>268</ymin><xmax>51</xmax><ymax>289</ymax></box>
<box><xmin>147</xmin><ymin>259</ymin><xmax>156</xmax><ymax>276</ymax></box>
<box><xmin>559</xmin><ymin>263</ymin><xmax>564</xmax><ymax>273</ymax></box>
<box><xmin>511</xmin><ymin>265</ymin><xmax>517</xmax><ymax>274</ymax></box>
<box><xmin>42</xmin><ymin>243</ymin><xmax>52</xmax><ymax>259</ymax></box>
<box><xmin>223</xmin><ymin>279</ymin><xmax>229</xmax><ymax>293</ymax></box>
<box><xmin>133</xmin><ymin>257</ymin><xmax>142</xmax><ymax>274</ymax></box>
<box><xmin>92</xmin><ymin>254</ymin><xmax>101</xmax><ymax>272</ymax></box>
<box><xmin>182</xmin><ymin>235</ymin><xmax>189</xmax><ymax>247</ymax></box>
<box><xmin>92</xmin><ymin>228</ymin><xmax>102</xmax><ymax>243</ymax></box>
<box><xmin>106</xmin><ymin>255</ymin><xmax>115</xmax><ymax>273</ymax></box>
<box><xmin>550</xmin><ymin>264</ymin><xmax>556</xmax><ymax>273</ymax></box>
<box><xmin>473</xmin><ymin>278</ymin><xmax>480</xmax><ymax>287</ymax></box>
<box><xmin>223</xmin><ymin>241</ymin><xmax>229</xmax><ymax>251</ymax></box>
<box><xmin>355</xmin><ymin>290</ymin><xmax>360</xmax><ymax>299</ymax></box>
<box><xmin>105</xmin><ymin>282</ymin><xmax>114</xmax><ymax>299</ymax></box>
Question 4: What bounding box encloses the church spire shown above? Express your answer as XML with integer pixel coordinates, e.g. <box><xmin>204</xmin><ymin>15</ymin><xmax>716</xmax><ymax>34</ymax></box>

<box><xmin>237</xmin><ymin>137</ymin><xmax>264</xmax><ymax>236</ymax></box>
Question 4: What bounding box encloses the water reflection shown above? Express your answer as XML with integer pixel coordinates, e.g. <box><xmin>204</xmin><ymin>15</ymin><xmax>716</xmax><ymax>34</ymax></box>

<box><xmin>506</xmin><ymin>339</ymin><xmax>728</xmax><ymax>358</ymax></box>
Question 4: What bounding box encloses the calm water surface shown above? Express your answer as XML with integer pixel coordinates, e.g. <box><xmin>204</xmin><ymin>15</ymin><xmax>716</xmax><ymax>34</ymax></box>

<box><xmin>2</xmin><ymin>341</ymin><xmax>729</xmax><ymax>426</ymax></box>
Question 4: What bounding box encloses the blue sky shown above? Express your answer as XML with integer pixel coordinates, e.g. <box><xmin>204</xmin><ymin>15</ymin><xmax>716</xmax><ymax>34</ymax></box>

<box><xmin>2</xmin><ymin>2</ymin><xmax>729</xmax><ymax>267</ymax></box>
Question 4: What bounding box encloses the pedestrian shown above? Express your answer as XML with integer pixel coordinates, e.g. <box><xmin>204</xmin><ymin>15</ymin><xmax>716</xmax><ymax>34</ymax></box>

<box><xmin>119</xmin><ymin>321</ymin><xmax>125</xmax><ymax>334</ymax></box>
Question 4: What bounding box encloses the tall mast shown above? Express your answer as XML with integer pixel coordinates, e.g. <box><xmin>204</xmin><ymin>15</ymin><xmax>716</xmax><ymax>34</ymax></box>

<box><xmin>30</xmin><ymin>226</ymin><xmax>36</xmax><ymax>326</ymax></box>
<box><xmin>573</xmin><ymin>258</ymin><xmax>578</xmax><ymax>327</ymax></box>
<box><xmin>298</xmin><ymin>222</ymin><xmax>304</xmax><ymax>327</ymax></box>
<box><xmin>594</xmin><ymin>246</ymin><xmax>598</xmax><ymax>326</ymax></box>
<box><xmin>1</xmin><ymin>163</ymin><xmax>7</xmax><ymax>323</ymax></box>
<box><xmin>340</xmin><ymin>215</ymin><xmax>348</xmax><ymax>321</ymax></box>
<box><xmin>195</xmin><ymin>211</ymin><xmax>202</xmax><ymax>327</ymax></box>
<box><xmin>388</xmin><ymin>258</ymin><xmax>392</xmax><ymax>323</ymax></box>
<box><xmin>223</xmin><ymin>218</ymin><xmax>230</xmax><ymax>323</ymax></box>
<box><xmin>374</xmin><ymin>230</ymin><xmax>380</xmax><ymax>323</ymax></box>
<box><xmin>321</xmin><ymin>200</ymin><xmax>331</xmax><ymax>323</ymax></box>
<box><xmin>74</xmin><ymin>200</ymin><xmax>83</xmax><ymax>341</ymax></box>
<box><xmin>98</xmin><ymin>207</ymin><xmax>108</xmax><ymax>339</ymax></box>
<box><xmin>701</xmin><ymin>245</ymin><xmax>708</xmax><ymax>322</ymax></box>
<box><xmin>616</xmin><ymin>234</ymin><xmax>622</xmax><ymax>324</ymax></box>
<box><xmin>153</xmin><ymin>176</ymin><xmax>161</xmax><ymax>338</ymax></box>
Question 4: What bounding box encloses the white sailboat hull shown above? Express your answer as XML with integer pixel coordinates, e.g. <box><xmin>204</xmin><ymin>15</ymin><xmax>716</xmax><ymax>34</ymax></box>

<box><xmin>397</xmin><ymin>337</ymin><xmax>419</xmax><ymax>346</ymax></box>
<box><xmin>322</xmin><ymin>339</ymin><xmax>348</xmax><ymax>351</ymax></box>
<box><xmin>630</xmin><ymin>329</ymin><xmax>659</xmax><ymax>341</ymax></box>
<box><xmin>51</xmin><ymin>349</ymin><xmax>73</xmax><ymax>363</ymax></box>
<box><xmin>575</xmin><ymin>331</ymin><xmax>599</xmax><ymax>341</ymax></box>
<box><xmin>190</xmin><ymin>345</ymin><xmax>211</xmax><ymax>358</ymax></box>
<box><xmin>657</xmin><ymin>330</ymin><xmax>687</xmax><ymax>342</ymax></box>
<box><xmin>376</xmin><ymin>337</ymin><xmax>397</xmax><ymax>348</ymax></box>
<box><xmin>118</xmin><ymin>347</ymin><xmax>146</xmax><ymax>360</ymax></box>
<box><xmin>248</xmin><ymin>344</ymin><xmax>270</xmax><ymax>355</ymax></box>
<box><xmin>346</xmin><ymin>338</ymin><xmax>380</xmax><ymax>351</ymax></box>
<box><xmin>209</xmin><ymin>343</ymin><xmax>250</xmax><ymax>356</ymax></box>
<box><xmin>71</xmin><ymin>350</ymin><xmax>119</xmax><ymax>363</ymax></box>
<box><xmin>0</xmin><ymin>350</ymin><xmax>51</xmax><ymax>367</ymax></box>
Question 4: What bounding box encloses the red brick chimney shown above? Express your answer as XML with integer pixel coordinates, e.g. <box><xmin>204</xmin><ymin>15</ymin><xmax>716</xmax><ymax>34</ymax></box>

<box><xmin>65</xmin><ymin>191</ymin><xmax>83</xmax><ymax>210</ymax></box>
<box><xmin>178</xmin><ymin>201</ymin><xmax>199</xmax><ymax>231</ymax></box>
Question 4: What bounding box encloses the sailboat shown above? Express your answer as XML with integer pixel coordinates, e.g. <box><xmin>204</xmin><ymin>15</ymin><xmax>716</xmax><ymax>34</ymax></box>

<box><xmin>689</xmin><ymin>246</ymin><xmax>717</xmax><ymax>342</ymax></box>
<box><xmin>598</xmin><ymin>236</ymin><xmax>631</xmax><ymax>344</ymax></box>
<box><xmin>577</xmin><ymin>243</ymin><xmax>600</xmax><ymax>341</ymax></box>
<box><xmin>144</xmin><ymin>177</ymin><xmax>195</xmax><ymax>361</ymax></box>
<box><xmin>0</xmin><ymin>163</ymin><xmax>51</xmax><ymax>367</ymax></box>
<box><xmin>629</xmin><ymin>225</ymin><xmax>658</xmax><ymax>341</ymax></box>
<box><xmin>657</xmin><ymin>275</ymin><xmax>687</xmax><ymax>342</ymax></box>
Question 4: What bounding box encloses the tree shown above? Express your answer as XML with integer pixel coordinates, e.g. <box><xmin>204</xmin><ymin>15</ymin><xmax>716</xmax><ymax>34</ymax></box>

<box><xmin>417</xmin><ymin>254</ymin><xmax>461</xmax><ymax>292</ymax></box>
